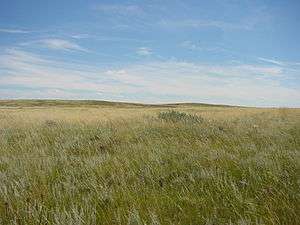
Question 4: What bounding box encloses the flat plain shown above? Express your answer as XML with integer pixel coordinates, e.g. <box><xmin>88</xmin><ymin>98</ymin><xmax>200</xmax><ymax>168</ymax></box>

<box><xmin>0</xmin><ymin>100</ymin><xmax>299</xmax><ymax>225</ymax></box>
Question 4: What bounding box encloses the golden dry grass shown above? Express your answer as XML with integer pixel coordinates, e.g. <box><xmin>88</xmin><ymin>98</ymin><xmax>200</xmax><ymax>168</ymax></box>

<box><xmin>1</xmin><ymin>104</ymin><xmax>293</xmax><ymax>125</ymax></box>
<box><xmin>0</xmin><ymin>101</ymin><xmax>299</xmax><ymax>225</ymax></box>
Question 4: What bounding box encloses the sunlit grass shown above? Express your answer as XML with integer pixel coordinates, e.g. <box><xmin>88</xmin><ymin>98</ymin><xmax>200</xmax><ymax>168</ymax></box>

<box><xmin>0</xmin><ymin>102</ymin><xmax>299</xmax><ymax>224</ymax></box>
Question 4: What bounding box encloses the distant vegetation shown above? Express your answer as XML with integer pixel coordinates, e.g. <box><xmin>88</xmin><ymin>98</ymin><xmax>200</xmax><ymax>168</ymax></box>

<box><xmin>0</xmin><ymin>101</ymin><xmax>299</xmax><ymax>224</ymax></box>
<box><xmin>0</xmin><ymin>99</ymin><xmax>148</xmax><ymax>107</ymax></box>
<box><xmin>0</xmin><ymin>99</ymin><xmax>233</xmax><ymax>108</ymax></box>
<box><xmin>158</xmin><ymin>110</ymin><xmax>204</xmax><ymax>123</ymax></box>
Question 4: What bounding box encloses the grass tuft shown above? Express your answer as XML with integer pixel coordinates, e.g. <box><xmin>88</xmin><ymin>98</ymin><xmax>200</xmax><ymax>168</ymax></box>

<box><xmin>158</xmin><ymin>110</ymin><xmax>204</xmax><ymax>123</ymax></box>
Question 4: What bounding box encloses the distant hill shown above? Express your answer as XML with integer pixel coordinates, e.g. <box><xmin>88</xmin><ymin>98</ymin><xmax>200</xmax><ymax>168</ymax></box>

<box><xmin>0</xmin><ymin>99</ymin><xmax>234</xmax><ymax>108</ymax></box>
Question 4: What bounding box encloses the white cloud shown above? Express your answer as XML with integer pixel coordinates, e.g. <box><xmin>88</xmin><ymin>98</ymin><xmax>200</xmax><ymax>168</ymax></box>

<box><xmin>39</xmin><ymin>39</ymin><xmax>88</xmax><ymax>52</ymax></box>
<box><xmin>136</xmin><ymin>47</ymin><xmax>152</xmax><ymax>56</ymax></box>
<box><xmin>0</xmin><ymin>49</ymin><xmax>132</xmax><ymax>95</ymax></box>
<box><xmin>70</xmin><ymin>34</ymin><xmax>90</xmax><ymax>39</ymax></box>
<box><xmin>258</xmin><ymin>57</ymin><xmax>285</xmax><ymax>66</ymax></box>
<box><xmin>0</xmin><ymin>48</ymin><xmax>299</xmax><ymax>107</ymax></box>
<box><xmin>180</xmin><ymin>41</ymin><xmax>225</xmax><ymax>52</ymax></box>
<box><xmin>258</xmin><ymin>57</ymin><xmax>300</xmax><ymax>69</ymax></box>
<box><xmin>159</xmin><ymin>19</ymin><xmax>252</xmax><ymax>31</ymax></box>
<box><xmin>104</xmin><ymin>62</ymin><xmax>299</xmax><ymax>106</ymax></box>
<box><xmin>234</xmin><ymin>65</ymin><xmax>282</xmax><ymax>76</ymax></box>
<box><xmin>93</xmin><ymin>4</ymin><xmax>143</xmax><ymax>15</ymax></box>
<box><xmin>0</xmin><ymin>28</ymin><xmax>30</xmax><ymax>34</ymax></box>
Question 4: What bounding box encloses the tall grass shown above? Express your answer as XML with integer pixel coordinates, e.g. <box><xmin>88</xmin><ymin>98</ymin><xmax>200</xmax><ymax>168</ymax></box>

<box><xmin>0</xmin><ymin>107</ymin><xmax>299</xmax><ymax>224</ymax></box>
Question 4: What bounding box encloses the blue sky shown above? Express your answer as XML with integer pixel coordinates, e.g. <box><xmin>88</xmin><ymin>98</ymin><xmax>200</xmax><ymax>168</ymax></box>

<box><xmin>0</xmin><ymin>0</ymin><xmax>299</xmax><ymax>106</ymax></box>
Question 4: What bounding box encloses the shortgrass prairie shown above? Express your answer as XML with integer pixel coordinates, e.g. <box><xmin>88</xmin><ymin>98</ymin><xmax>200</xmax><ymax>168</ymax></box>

<box><xmin>0</xmin><ymin>100</ymin><xmax>299</xmax><ymax>225</ymax></box>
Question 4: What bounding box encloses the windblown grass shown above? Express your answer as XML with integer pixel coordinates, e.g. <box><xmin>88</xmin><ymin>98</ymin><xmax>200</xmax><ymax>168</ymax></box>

<box><xmin>0</xmin><ymin>103</ymin><xmax>299</xmax><ymax>224</ymax></box>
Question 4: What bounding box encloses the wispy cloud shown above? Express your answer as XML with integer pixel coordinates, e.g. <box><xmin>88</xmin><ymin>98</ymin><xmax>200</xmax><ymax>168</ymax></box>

<box><xmin>136</xmin><ymin>47</ymin><xmax>152</xmax><ymax>56</ymax></box>
<box><xmin>92</xmin><ymin>4</ymin><xmax>143</xmax><ymax>15</ymax></box>
<box><xmin>180</xmin><ymin>41</ymin><xmax>225</xmax><ymax>53</ymax></box>
<box><xmin>258</xmin><ymin>57</ymin><xmax>300</xmax><ymax>68</ymax></box>
<box><xmin>0</xmin><ymin>49</ymin><xmax>132</xmax><ymax>96</ymax></box>
<box><xmin>70</xmin><ymin>34</ymin><xmax>90</xmax><ymax>39</ymax></box>
<box><xmin>159</xmin><ymin>19</ymin><xmax>252</xmax><ymax>31</ymax></box>
<box><xmin>38</xmin><ymin>39</ymin><xmax>89</xmax><ymax>52</ymax></box>
<box><xmin>0</xmin><ymin>28</ymin><xmax>30</xmax><ymax>34</ymax></box>
<box><xmin>258</xmin><ymin>57</ymin><xmax>285</xmax><ymax>66</ymax></box>
<box><xmin>0</xmin><ymin>49</ymin><xmax>144</xmax><ymax>98</ymax></box>
<box><xmin>102</xmin><ymin>62</ymin><xmax>299</xmax><ymax>106</ymax></box>
<box><xmin>1</xmin><ymin>48</ymin><xmax>298</xmax><ymax>106</ymax></box>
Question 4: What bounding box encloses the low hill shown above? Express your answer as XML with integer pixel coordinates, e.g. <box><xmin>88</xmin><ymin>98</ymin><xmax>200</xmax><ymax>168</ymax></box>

<box><xmin>0</xmin><ymin>99</ymin><xmax>233</xmax><ymax>108</ymax></box>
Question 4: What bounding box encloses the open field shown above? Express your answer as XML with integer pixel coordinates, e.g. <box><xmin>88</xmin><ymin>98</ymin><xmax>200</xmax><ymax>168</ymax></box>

<box><xmin>0</xmin><ymin>100</ymin><xmax>299</xmax><ymax>225</ymax></box>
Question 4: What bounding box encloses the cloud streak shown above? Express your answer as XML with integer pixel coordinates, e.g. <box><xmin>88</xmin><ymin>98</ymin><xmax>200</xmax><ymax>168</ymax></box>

<box><xmin>0</xmin><ymin>28</ymin><xmax>30</xmax><ymax>34</ymax></box>
<box><xmin>136</xmin><ymin>47</ymin><xmax>152</xmax><ymax>56</ymax></box>
<box><xmin>180</xmin><ymin>41</ymin><xmax>226</xmax><ymax>53</ymax></box>
<box><xmin>258</xmin><ymin>57</ymin><xmax>285</xmax><ymax>66</ymax></box>
<box><xmin>38</xmin><ymin>39</ymin><xmax>89</xmax><ymax>52</ymax></box>
<box><xmin>92</xmin><ymin>4</ymin><xmax>143</xmax><ymax>15</ymax></box>
<box><xmin>159</xmin><ymin>19</ymin><xmax>252</xmax><ymax>31</ymax></box>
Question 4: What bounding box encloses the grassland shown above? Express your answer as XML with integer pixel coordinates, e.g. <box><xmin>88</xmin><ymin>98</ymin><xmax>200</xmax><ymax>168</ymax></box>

<box><xmin>0</xmin><ymin>100</ymin><xmax>299</xmax><ymax>225</ymax></box>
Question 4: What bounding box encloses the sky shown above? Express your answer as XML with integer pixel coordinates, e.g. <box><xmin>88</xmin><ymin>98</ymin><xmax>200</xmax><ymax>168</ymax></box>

<box><xmin>0</xmin><ymin>0</ymin><xmax>300</xmax><ymax>107</ymax></box>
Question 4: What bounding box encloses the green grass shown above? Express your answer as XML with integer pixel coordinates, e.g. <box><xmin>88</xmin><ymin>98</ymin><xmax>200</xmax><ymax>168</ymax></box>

<box><xmin>0</xmin><ymin>106</ymin><xmax>299</xmax><ymax>224</ymax></box>
<box><xmin>0</xmin><ymin>99</ymin><xmax>148</xmax><ymax>108</ymax></box>
<box><xmin>0</xmin><ymin>99</ymin><xmax>232</xmax><ymax>108</ymax></box>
